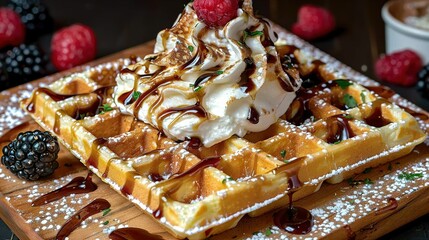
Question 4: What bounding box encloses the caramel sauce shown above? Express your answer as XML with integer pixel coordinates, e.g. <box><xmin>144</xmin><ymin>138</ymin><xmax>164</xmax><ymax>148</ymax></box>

<box><xmin>109</xmin><ymin>227</ymin><xmax>163</xmax><ymax>240</ymax></box>
<box><xmin>375</xmin><ymin>197</ymin><xmax>398</xmax><ymax>215</ymax></box>
<box><xmin>120</xmin><ymin>172</ymin><xmax>136</xmax><ymax>196</ymax></box>
<box><xmin>87</xmin><ymin>138</ymin><xmax>108</xmax><ymax>168</ymax></box>
<box><xmin>26</xmin><ymin>88</ymin><xmax>74</xmax><ymax>113</ymax></box>
<box><xmin>273</xmin><ymin>159</ymin><xmax>313</xmax><ymax>235</ymax></box>
<box><xmin>32</xmin><ymin>172</ymin><xmax>97</xmax><ymax>206</ymax></box>
<box><xmin>56</xmin><ymin>198</ymin><xmax>110</xmax><ymax>240</ymax></box>
<box><xmin>53</xmin><ymin>111</ymin><xmax>62</xmax><ymax>134</ymax></box>
<box><xmin>172</xmin><ymin>157</ymin><xmax>221</xmax><ymax>179</ymax></box>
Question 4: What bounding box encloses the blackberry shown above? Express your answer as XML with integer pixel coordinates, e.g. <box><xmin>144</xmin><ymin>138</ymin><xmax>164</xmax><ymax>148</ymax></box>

<box><xmin>417</xmin><ymin>63</ymin><xmax>429</xmax><ymax>98</ymax></box>
<box><xmin>7</xmin><ymin>0</ymin><xmax>54</xmax><ymax>40</ymax></box>
<box><xmin>1</xmin><ymin>130</ymin><xmax>60</xmax><ymax>181</ymax></box>
<box><xmin>1</xmin><ymin>43</ymin><xmax>47</xmax><ymax>88</ymax></box>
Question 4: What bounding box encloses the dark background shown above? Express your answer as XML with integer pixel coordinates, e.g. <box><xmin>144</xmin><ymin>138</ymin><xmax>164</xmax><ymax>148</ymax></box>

<box><xmin>0</xmin><ymin>0</ymin><xmax>428</xmax><ymax>239</ymax></box>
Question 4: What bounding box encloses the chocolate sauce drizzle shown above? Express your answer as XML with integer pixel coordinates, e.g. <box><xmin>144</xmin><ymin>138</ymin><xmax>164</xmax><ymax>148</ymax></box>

<box><xmin>56</xmin><ymin>198</ymin><xmax>110</xmax><ymax>240</ymax></box>
<box><xmin>109</xmin><ymin>227</ymin><xmax>163</xmax><ymax>240</ymax></box>
<box><xmin>247</xmin><ymin>106</ymin><xmax>260</xmax><ymax>124</ymax></box>
<box><xmin>375</xmin><ymin>197</ymin><xmax>398</xmax><ymax>215</ymax></box>
<box><xmin>273</xmin><ymin>159</ymin><xmax>313</xmax><ymax>235</ymax></box>
<box><xmin>32</xmin><ymin>172</ymin><xmax>97</xmax><ymax>206</ymax></box>
<box><xmin>325</xmin><ymin>114</ymin><xmax>356</xmax><ymax>144</ymax></box>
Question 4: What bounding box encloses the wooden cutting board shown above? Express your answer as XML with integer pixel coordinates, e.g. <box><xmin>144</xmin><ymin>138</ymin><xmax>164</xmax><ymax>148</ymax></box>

<box><xmin>0</xmin><ymin>27</ymin><xmax>428</xmax><ymax>240</ymax></box>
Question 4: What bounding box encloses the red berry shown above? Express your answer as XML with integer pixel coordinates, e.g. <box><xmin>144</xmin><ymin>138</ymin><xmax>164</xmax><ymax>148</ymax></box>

<box><xmin>375</xmin><ymin>50</ymin><xmax>422</xmax><ymax>87</ymax></box>
<box><xmin>291</xmin><ymin>5</ymin><xmax>335</xmax><ymax>41</ymax></box>
<box><xmin>0</xmin><ymin>8</ymin><xmax>25</xmax><ymax>49</ymax></box>
<box><xmin>51</xmin><ymin>24</ymin><xmax>97</xmax><ymax>71</ymax></box>
<box><xmin>193</xmin><ymin>0</ymin><xmax>239</xmax><ymax>27</ymax></box>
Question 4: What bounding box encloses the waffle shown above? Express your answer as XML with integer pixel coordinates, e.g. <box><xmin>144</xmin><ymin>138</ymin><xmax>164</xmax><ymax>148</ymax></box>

<box><xmin>21</xmin><ymin>41</ymin><xmax>426</xmax><ymax>239</ymax></box>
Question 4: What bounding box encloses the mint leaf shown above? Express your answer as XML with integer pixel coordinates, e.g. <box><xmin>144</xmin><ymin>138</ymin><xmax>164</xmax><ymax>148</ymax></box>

<box><xmin>280</xmin><ymin>150</ymin><xmax>286</xmax><ymax>158</ymax></box>
<box><xmin>132</xmin><ymin>91</ymin><xmax>141</xmax><ymax>101</ymax></box>
<box><xmin>360</xmin><ymin>91</ymin><xmax>366</xmax><ymax>103</ymax></box>
<box><xmin>243</xmin><ymin>30</ymin><xmax>264</xmax><ymax>42</ymax></box>
<box><xmin>335</xmin><ymin>79</ymin><xmax>353</xmax><ymax>89</ymax></box>
<box><xmin>102</xmin><ymin>208</ymin><xmax>111</xmax><ymax>216</ymax></box>
<box><xmin>398</xmin><ymin>172</ymin><xmax>423</xmax><ymax>181</ymax></box>
<box><xmin>363</xmin><ymin>178</ymin><xmax>373</xmax><ymax>184</ymax></box>
<box><xmin>264</xmin><ymin>228</ymin><xmax>272</xmax><ymax>236</ymax></box>
<box><xmin>188</xmin><ymin>45</ymin><xmax>194</xmax><ymax>52</ymax></box>
<box><xmin>343</xmin><ymin>94</ymin><xmax>358</xmax><ymax>108</ymax></box>
<box><xmin>99</xmin><ymin>104</ymin><xmax>113</xmax><ymax>114</ymax></box>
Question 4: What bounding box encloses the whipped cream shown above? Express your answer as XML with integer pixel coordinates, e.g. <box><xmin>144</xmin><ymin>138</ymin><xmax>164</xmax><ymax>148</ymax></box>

<box><xmin>113</xmin><ymin>0</ymin><xmax>301</xmax><ymax>147</ymax></box>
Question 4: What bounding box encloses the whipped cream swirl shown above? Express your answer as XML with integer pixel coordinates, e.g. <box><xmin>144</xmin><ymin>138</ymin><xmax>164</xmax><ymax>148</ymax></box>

<box><xmin>113</xmin><ymin>0</ymin><xmax>302</xmax><ymax>147</ymax></box>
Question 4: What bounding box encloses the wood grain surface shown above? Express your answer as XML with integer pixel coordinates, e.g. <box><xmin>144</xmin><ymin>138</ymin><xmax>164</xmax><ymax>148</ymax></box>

<box><xmin>0</xmin><ymin>30</ymin><xmax>428</xmax><ymax>240</ymax></box>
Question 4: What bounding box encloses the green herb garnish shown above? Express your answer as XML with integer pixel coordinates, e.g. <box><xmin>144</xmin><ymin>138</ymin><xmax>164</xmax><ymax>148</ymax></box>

<box><xmin>102</xmin><ymin>220</ymin><xmax>109</xmax><ymax>225</ymax></box>
<box><xmin>264</xmin><ymin>228</ymin><xmax>273</xmax><ymax>236</ymax></box>
<box><xmin>280</xmin><ymin>150</ymin><xmax>286</xmax><ymax>158</ymax></box>
<box><xmin>215</xmin><ymin>70</ymin><xmax>224</xmax><ymax>75</ymax></box>
<box><xmin>243</xmin><ymin>30</ymin><xmax>264</xmax><ymax>42</ymax></box>
<box><xmin>132</xmin><ymin>91</ymin><xmax>142</xmax><ymax>101</ymax></box>
<box><xmin>102</xmin><ymin>208</ymin><xmax>111</xmax><ymax>216</ymax></box>
<box><xmin>79</xmin><ymin>113</ymin><xmax>88</xmax><ymax>119</ymax></box>
<box><xmin>333</xmin><ymin>140</ymin><xmax>342</xmax><ymax>145</ymax></box>
<box><xmin>363</xmin><ymin>167</ymin><xmax>372</xmax><ymax>174</ymax></box>
<box><xmin>363</xmin><ymin>178</ymin><xmax>373</xmax><ymax>184</ymax></box>
<box><xmin>343</xmin><ymin>94</ymin><xmax>358</xmax><ymax>108</ymax></box>
<box><xmin>189</xmin><ymin>84</ymin><xmax>202</xmax><ymax>92</ymax></box>
<box><xmin>398</xmin><ymin>172</ymin><xmax>423</xmax><ymax>181</ymax></box>
<box><xmin>360</xmin><ymin>91</ymin><xmax>366</xmax><ymax>103</ymax></box>
<box><xmin>188</xmin><ymin>45</ymin><xmax>194</xmax><ymax>52</ymax></box>
<box><xmin>335</xmin><ymin>79</ymin><xmax>353</xmax><ymax>89</ymax></box>
<box><xmin>344</xmin><ymin>114</ymin><xmax>353</xmax><ymax>119</ymax></box>
<box><xmin>222</xmin><ymin>177</ymin><xmax>234</xmax><ymax>184</ymax></box>
<box><xmin>388</xmin><ymin>162</ymin><xmax>393</xmax><ymax>171</ymax></box>
<box><xmin>99</xmin><ymin>104</ymin><xmax>113</xmax><ymax>114</ymax></box>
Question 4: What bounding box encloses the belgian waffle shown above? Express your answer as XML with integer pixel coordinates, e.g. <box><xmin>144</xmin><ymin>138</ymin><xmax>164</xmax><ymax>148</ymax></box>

<box><xmin>20</xmin><ymin>38</ymin><xmax>427</xmax><ymax>239</ymax></box>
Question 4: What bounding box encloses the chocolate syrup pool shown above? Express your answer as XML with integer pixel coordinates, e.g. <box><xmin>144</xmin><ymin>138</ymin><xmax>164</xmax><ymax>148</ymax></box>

<box><xmin>273</xmin><ymin>167</ymin><xmax>313</xmax><ymax>234</ymax></box>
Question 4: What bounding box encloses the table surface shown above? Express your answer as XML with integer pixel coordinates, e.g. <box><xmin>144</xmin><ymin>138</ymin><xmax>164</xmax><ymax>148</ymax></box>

<box><xmin>0</xmin><ymin>0</ymin><xmax>428</xmax><ymax>239</ymax></box>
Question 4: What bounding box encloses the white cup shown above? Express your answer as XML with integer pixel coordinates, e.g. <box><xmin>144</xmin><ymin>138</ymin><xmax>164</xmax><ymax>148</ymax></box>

<box><xmin>382</xmin><ymin>0</ymin><xmax>429</xmax><ymax>64</ymax></box>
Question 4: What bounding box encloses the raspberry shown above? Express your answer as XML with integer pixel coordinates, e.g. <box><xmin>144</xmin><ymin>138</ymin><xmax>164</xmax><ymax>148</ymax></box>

<box><xmin>193</xmin><ymin>0</ymin><xmax>239</xmax><ymax>27</ymax></box>
<box><xmin>51</xmin><ymin>24</ymin><xmax>97</xmax><ymax>71</ymax></box>
<box><xmin>291</xmin><ymin>5</ymin><xmax>335</xmax><ymax>41</ymax></box>
<box><xmin>375</xmin><ymin>50</ymin><xmax>422</xmax><ymax>87</ymax></box>
<box><xmin>0</xmin><ymin>8</ymin><xmax>25</xmax><ymax>49</ymax></box>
